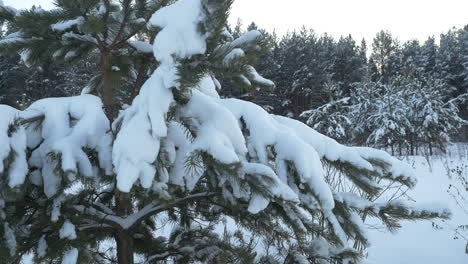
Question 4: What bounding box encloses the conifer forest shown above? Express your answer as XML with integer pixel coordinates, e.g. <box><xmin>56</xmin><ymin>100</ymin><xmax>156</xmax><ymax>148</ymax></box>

<box><xmin>0</xmin><ymin>1</ymin><xmax>466</xmax><ymax>264</ymax></box>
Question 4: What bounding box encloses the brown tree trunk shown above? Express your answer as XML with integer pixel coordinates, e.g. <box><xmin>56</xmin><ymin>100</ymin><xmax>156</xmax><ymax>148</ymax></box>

<box><xmin>100</xmin><ymin>51</ymin><xmax>135</xmax><ymax>263</ymax></box>
<box><xmin>100</xmin><ymin>51</ymin><xmax>119</xmax><ymax>121</ymax></box>
<box><xmin>115</xmin><ymin>191</ymin><xmax>134</xmax><ymax>264</ymax></box>
<box><xmin>116</xmin><ymin>230</ymin><xmax>134</xmax><ymax>264</ymax></box>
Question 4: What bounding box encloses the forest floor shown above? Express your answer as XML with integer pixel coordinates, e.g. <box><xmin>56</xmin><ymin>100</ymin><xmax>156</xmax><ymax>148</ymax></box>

<box><xmin>366</xmin><ymin>144</ymin><xmax>468</xmax><ymax>264</ymax></box>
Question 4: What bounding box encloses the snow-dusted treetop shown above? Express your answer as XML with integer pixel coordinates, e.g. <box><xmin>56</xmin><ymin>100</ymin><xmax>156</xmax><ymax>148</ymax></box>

<box><xmin>0</xmin><ymin>0</ymin><xmax>450</xmax><ymax>263</ymax></box>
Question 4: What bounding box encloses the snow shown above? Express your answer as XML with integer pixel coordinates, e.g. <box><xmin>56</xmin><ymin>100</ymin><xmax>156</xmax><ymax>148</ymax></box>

<box><xmin>20</xmin><ymin>50</ymin><xmax>32</xmax><ymax>67</ymax></box>
<box><xmin>62</xmin><ymin>32</ymin><xmax>97</xmax><ymax>45</ymax></box>
<box><xmin>3</xmin><ymin>223</ymin><xmax>16</xmax><ymax>256</ymax></box>
<box><xmin>366</xmin><ymin>151</ymin><xmax>468</xmax><ymax>264</ymax></box>
<box><xmin>51</xmin><ymin>17</ymin><xmax>85</xmax><ymax>32</ymax></box>
<box><xmin>248</xmin><ymin>194</ymin><xmax>270</xmax><ymax>214</ymax></box>
<box><xmin>182</xmin><ymin>90</ymin><xmax>247</xmax><ymax>164</ymax></box>
<box><xmin>64</xmin><ymin>51</ymin><xmax>77</xmax><ymax>60</ymax></box>
<box><xmin>0</xmin><ymin>105</ymin><xmax>28</xmax><ymax>188</ymax></box>
<box><xmin>149</xmin><ymin>0</ymin><xmax>206</xmax><ymax>66</ymax></box>
<box><xmin>37</xmin><ymin>235</ymin><xmax>47</xmax><ymax>258</ymax></box>
<box><xmin>334</xmin><ymin>192</ymin><xmax>372</xmax><ymax>210</ymax></box>
<box><xmin>59</xmin><ymin>220</ymin><xmax>77</xmax><ymax>240</ymax></box>
<box><xmin>223</xmin><ymin>48</ymin><xmax>245</xmax><ymax>65</ymax></box>
<box><xmin>231</xmin><ymin>30</ymin><xmax>261</xmax><ymax>48</ymax></box>
<box><xmin>113</xmin><ymin>70</ymin><xmax>174</xmax><ymax>192</ymax></box>
<box><xmin>0</xmin><ymin>32</ymin><xmax>41</xmax><ymax>46</ymax></box>
<box><xmin>222</xmin><ymin>99</ymin><xmax>333</xmax><ymax>209</ymax></box>
<box><xmin>246</xmin><ymin>65</ymin><xmax>275</xmax><ymax>87</ymax></box>
<box><xmin>51</xmin><ymin>195</ymin><xmax>65</xmax><ymax>222</ymax></box>
<box><xmin>128</xmin><ymin>41</ymin><xmax>153</xmax><ymax>53</ymax></box>
<box><xmin>24</xmin><ymin>95</ymin><xmax>112</xmax><ymax>197</ymax></box>
<box><xmin>61</xmin><ymin>248</ymin><xmax>78</xmax><ymax>264</ymax></box>
<box><xmin>241</xmin><ymin>162</ymin><xmax>299</xmax><ymax>202</ymax></box>
<box><xmin>274</xmin><ymin>115</ymin><xmax>417</xmax><ymax>187</ymax></box>
<box><xmin>114</xmin><ymin>0</ymin><xmax>208</xmax><ymax>193</ymax></box>
<box><xmin>195</xmin><ymin>75</ymin><xmax>219</xmax><ymax>98</ymax></box>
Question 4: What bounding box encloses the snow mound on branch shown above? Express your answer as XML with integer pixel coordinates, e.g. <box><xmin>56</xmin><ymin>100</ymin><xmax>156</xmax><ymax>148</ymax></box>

<box><xmin>23</xmin><ymin>95</ymin><xmax>112</xmax><ymax>197</ymax></box>
<box><xmin>128</xmin><ymin>41</ymin><xmax>153</xmax><ymax>54</ymax></box>
<box><xmin>274</xmin><ymin>115</ymin><xmax>417</xmax><ymax>186</ymax></box>
<box><xmin>62</xmin><ymin>248</ymin><xmax>78</xmax><ymax>264</ymax></box>
<box><xmin>231</xmin><ymin>30</ymin><xmax>261</xmax><ymax>47</ymax></box>
<box><xmin>149</xmin><ymin>0</ymin><xmax>206</xmax><ymax>66</ymax></box>
<box><xmin>114</xmin><ymin>0</ymin><xmax>207</xmax><ymax>193</ymax></box>
<box><xmin>0</xmin><ymin>105</ymin><xmax>28</xmax><ymax>188</ymax></box>
<box><xmin>222</xmin><ymin>99</ymin><xmax>334</xmax><ymax>209</ymax></box>
<box><xmin>51</xmin><ymin>17</ymin><xmax>85</xmax><ymax>32</ymax></box>
<box><xmin>3</xmin><ymin>223</ymin><xmax>16</xmax><ymax>256</ymax></box>
<box><xmin>59</xmin><ymin>220</ymin><xmax>77</xmax><ymax>240</ymax></box>
<box><xmin>37</xmin><ymin>235</ymin><xmax>47</xmax><ymax>257</ymax></box>
<box><xmin>113</xmin><ymin>70</ymin><xmax>174</xmax><ymax>192</ymax></box>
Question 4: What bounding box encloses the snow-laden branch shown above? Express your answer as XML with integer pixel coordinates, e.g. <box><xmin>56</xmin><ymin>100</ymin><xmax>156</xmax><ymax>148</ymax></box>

<box><xmin>74</xmin><ymin>192</ymin><xmax>216</xmax><ymax>230</ymax></box>
<box><xmin>0</xmin><ymin>95</ymin><xmax>112</xmax><ymax>197</ymax></box>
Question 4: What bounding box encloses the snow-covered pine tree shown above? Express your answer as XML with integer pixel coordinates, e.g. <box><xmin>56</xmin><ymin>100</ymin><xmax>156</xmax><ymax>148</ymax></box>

<box><xmin>0</xmin><ymin>1</ymin><xmax>451</xmax><ymax>264</ymax></box>
<box><xmin>0</xmin><ymin>0</ymin><xmax>169</xmax><ymax>120</ymax></box>
<box><xmin>301</xmin><ymin>80</ymin><xmax>352</xmax><ymax>142</ymax></box>
<box><xmin>408</xmin><ymin>77</ymin><xmax>468</xmax><ymax>155</ymax></box>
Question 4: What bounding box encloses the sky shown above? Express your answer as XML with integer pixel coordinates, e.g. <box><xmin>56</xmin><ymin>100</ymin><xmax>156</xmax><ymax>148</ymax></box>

<box><xmin>4</xmin><ymin>0</ymin><xmax>468</xmax><ymax>44</ymax></box>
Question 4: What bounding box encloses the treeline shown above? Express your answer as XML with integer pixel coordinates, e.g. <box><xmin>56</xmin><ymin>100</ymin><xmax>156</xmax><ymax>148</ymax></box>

<box><xmin>221</xmin><ymin>22</ymin><xmax>468</xmax><ymax>154</ymax></box>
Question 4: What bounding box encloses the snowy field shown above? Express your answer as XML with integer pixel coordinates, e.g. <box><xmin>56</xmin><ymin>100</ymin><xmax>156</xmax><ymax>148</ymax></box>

<box><xmin>366</xmin><ymin>144</ymin><xmax>468</xmax><ymax>264</ymax></box>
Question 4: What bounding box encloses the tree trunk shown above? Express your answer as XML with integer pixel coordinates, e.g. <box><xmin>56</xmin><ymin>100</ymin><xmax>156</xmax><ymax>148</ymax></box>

<box><xmin>116</xmin><ymin>230</ymin><xmax>134</xmax><ymax>264</ymax></box>
<box><xmin>115</xmin><ymin>191</ymin><xmax>134</xmax><ymax>264</ymax></box>
<box><xmin>100</xmin><ymin>51</ymin><xmax>118</xmax><ymax>121</ymax></box>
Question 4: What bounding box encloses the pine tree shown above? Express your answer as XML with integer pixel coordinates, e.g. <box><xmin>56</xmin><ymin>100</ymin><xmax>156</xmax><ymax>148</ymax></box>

<box><xmin>300</xmin><ymin>80</ymin><xmax>352</xmax><ymax>141</ymax></box>
<box><xmin>330</xmin><ymin>35</ymin><xmax>367</xmax><ymax>96</ymax></box>
<box><xmin>0</xmin><ymin>1</ymin><xmax>452</xmax><ymax>264</ymax></box>
<box><xmin>276</xmin><ymin>29</ymin><xmax>322</xmax><ymax>117</ymax></box>
<box><xmin>0</xmin><ymin>53</ymin><xmax>27</xmax><ymax>107</ymax></box>
<box><xmin>370</xmin><ymin>30</ymin><xmax>399</xmax><ymax>83</ymax></box>
<box><xmin>0</xmin><ymin>0</ymin><xmax>168</xmax><ymax>120</ymax></box>
<box><xmin>420</xmin><ymin>36</ymin><xmax>437</xmax><ymax>77</ymax></box>
<box><xmin>409</xmin><ymin>77</ymin><xmax>468</xmax><ymax>154</ymax></box>
<box><xmin>399</xmin><ymin>39</ymin><xmax>423</xmax><ymax>78</ymax></box>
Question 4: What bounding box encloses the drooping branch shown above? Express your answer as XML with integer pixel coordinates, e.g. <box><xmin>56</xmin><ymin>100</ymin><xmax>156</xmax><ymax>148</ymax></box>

<box><xmin>73</xmin><ymin>192</ymin><xmax>217</xmax><ymax>231</ymax></box>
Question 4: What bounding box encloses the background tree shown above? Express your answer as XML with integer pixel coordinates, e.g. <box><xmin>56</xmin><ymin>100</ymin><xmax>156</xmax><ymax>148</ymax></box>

<box><xmin>370</xmin><ymin>30</ymin><xmax>399</xmax><ymax>83</ymax></box>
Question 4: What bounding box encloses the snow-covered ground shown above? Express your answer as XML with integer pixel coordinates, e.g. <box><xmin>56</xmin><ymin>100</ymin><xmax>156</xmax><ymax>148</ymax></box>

<box><xmin>366</xmin><ymin>144</ymin><xmax>468</xmax><ymax>264</ymax></box>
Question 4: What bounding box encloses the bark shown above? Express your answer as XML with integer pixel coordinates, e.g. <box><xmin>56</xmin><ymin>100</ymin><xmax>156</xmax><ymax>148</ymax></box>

<box><xmin>116</xmin><ymin>230</ymin><xmax>135</xmax><ymax>264</ymax></box>
<box><xmin>100</xmin><ymin>51</ymin><xmax>119</xmax><ymax>122</ymax></box>
<box><xmin>115</xmin><ymin>191</ymin><xmax>134</xmax><ymax>264</ymax></box>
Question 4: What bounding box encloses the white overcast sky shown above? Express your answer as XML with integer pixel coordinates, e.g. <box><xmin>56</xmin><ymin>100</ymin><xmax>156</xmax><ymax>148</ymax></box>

<box><xmin>4</xmin><ymin>0</ymin><xmax>468</xmax><ymax>43</ymax></box>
